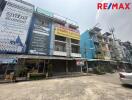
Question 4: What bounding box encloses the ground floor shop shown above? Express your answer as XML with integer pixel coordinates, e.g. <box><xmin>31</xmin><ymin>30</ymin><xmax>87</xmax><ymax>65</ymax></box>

<box><xmin>0</xmin><ymin>54</ymin><xmax>84</xmax><ymax>81</ymax></box>
<box><xmin>0</xmin><ymin>54</ymin><xmax>132</xmax><ymax>81</ymax></box>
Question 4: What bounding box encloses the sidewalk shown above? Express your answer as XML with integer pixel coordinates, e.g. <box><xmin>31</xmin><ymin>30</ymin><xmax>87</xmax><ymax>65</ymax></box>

<box><xmin>0</xmin><ymin>72</ymin><xmax>92</xmax><ymax>83</ymax></box>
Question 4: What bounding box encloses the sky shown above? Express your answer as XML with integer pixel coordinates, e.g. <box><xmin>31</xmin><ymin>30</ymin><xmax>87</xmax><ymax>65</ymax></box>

<box><xmin>25</xmin><ymin>0</ymin><xmax>132</xmax><ymax>42</ymax></box>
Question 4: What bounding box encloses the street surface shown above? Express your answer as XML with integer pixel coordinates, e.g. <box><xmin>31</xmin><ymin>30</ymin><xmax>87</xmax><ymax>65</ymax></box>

<box><xmin>0</xmin><ymin>73</ymin><xmax>132</xmax><ymax>100</ymax></box>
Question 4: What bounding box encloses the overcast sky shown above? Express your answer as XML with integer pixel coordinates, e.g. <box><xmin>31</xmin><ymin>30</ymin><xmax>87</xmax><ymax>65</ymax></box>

<box><xmin>25</xmin><ymin>0</ymin><xmax>132</xmax><ymax>42</ymax></box>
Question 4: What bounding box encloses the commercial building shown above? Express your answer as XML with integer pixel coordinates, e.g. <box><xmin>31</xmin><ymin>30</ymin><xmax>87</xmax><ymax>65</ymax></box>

<box><xmin>50</xmin><ymin>11</ymin><xmax>81</xmax><ymax>57</ymax></box>
<box><xmin>52</xmin><ymin>18</ymin><xmax>81</xmax><ymax>57</ymax></box>
<box><xmin>27</xmin><ymin>8</ymin><xmax>52</xmax><ymax>55</ymax></box>
<box><xmin>121</xmin><ymin>41</ymin><xmax>132</xmax><ymax>62</ymax></box>
<box><xmin>27</xmin><ymin>7</ymin><xmax>81</xmax><ymax>57</ymax></box>
<box><xmin>80</xmin><ymin>27</ymin><xmax>106</xmax><ymax>60</ymax></box>
<box><xmin>80</xmin><ymin>30</ymin><xmax>95</xmax><ymax>59</ymax></box>
<box><xmin>0</xmin><ymin>0</ymin><xmax>82</xmax><ymax>80</ymax></box>
<box><xmin>102</xmin><ymin>32</ymin><xmax>112</xmax><ymax>60</ymax></box>
<box><xmin>81</xmin><ymin>27</ymin><xmax>132</xmax><ymax>66</ymax></box>
<box><xmin>102</xmin><ymin>32</ymin><xmax>115</xmax><ymax>60</ymax></box>
<box><xmin>24</xmin><ymin>8</ymin><xmax>82</xmax><ymax>75</ymax></box>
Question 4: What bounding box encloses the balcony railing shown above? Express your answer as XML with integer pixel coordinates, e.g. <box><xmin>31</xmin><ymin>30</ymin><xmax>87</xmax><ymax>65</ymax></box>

<box><xmin>54</xmin><ymin>24</ymin><xmax>80</xmax><ymax>34</ymax></box>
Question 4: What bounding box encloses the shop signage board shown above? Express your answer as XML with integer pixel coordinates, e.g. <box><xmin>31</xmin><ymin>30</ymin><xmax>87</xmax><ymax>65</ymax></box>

<box><xmin>29</xmin><ymin>19</ymin><xmax>51</xmax><ymax>55</ymax></box>
<box><xmin>55</xmin><ymin>26</ymin><xmax>80</xmax><ymax>40</ymax></box>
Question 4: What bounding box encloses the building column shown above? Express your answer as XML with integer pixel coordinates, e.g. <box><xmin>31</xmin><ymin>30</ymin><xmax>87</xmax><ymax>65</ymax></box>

<box><xmin>86</xmin><ymin>61</ymin><xmax>89</xmax><ymax>73</ymax></box>
<box><xmin>66</xmin><ymin>60</ymin><xmax>69</xmax><ymax>74</ymax></box>
<box><xmin>43</xmin><ymin>60</ymin><xmax>45</xmax><ymax>73</ymax></box>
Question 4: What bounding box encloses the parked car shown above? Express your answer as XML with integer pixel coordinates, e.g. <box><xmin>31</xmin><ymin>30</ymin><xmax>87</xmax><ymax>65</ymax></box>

<box><xmin>119</xmin><ymin>72</ymin><xmax>132</xmax><ymax>85</ymax></box>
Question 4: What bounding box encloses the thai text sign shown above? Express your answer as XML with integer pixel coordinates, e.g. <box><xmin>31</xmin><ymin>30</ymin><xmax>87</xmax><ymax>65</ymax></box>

<box><xmin>55</xmin><ymin>26</ymin><xmax>80</xmax><ymax>40</ymax></box>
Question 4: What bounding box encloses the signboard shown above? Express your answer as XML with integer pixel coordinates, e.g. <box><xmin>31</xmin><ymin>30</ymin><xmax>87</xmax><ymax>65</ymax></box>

<box><xmin>29</xmin><ymin>19</ymin><xmax>51</xmax><ymax>55</ymax></box>
<box><xmin>55</xmin><ymin>26</ymin><xmax>80</xmax><ymax>40</ymax></box>
<box><xmin>0</xmin><ymin>0</ymin><xmax>34</xmax><ymax>53</ymax></box>
<box><xmin>76</xmin><ymin>60</ymin><xmax>85</xmax><ymax>66</ymax></box>
<box><xmin>0</xmin><ymin>58</ymin><xmax>17</xmax><ymax>64</ymax></box>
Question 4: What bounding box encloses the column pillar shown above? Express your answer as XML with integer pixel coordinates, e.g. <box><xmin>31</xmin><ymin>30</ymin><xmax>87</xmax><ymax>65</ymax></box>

<box><xmin>66</xmin><ymin>60</ymin><xmax>68</xmax><ymax>74</ymax></box>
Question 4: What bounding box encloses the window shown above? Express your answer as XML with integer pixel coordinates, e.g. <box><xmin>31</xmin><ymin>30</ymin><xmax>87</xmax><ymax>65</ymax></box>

<box><xmin>55</xmin><ymin>42</ymin><xmax>66</xmax><ymax>52</ymax></box>
<box><xmin>55</xmin><ymin>35</ymin><xmax>66</xmax><ymax>42</ymax></box>
<box><xmin>71</xmin><ymin>45</ymin><xmax>80</xmax><ymax>53</ymax></box>
<box><xmin>36</xmin><ymin>18</ymin><xmax>49</xmax><ymax>28</ymax></box>
<box><xmin>71</xmin><ymin>39</ymin><xmax>79</xmax><ymax>44</ymax></box>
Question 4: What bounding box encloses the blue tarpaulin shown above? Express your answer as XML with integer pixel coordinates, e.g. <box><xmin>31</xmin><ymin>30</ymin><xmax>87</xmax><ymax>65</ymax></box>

<box><xmin>0</xmin><ymin>58</ymin><xmax>17</xmax><ymax>64</ymax></box>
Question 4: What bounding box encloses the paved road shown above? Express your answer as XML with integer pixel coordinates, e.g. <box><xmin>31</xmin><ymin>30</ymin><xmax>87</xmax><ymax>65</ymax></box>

<box><xmin>0</xmin><ymin>73</ymin><xmax>132</xmax><ymax>100</ymax></box>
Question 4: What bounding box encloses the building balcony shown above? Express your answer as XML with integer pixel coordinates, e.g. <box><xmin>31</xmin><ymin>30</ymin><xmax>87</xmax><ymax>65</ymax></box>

<box><xmin>95</xmin><ymin>48</ymin><xmax>102</xmax><ymax>53</ymax></box>
<box><xmin>102</xmin><ymin>47</ymin><xmax>109</xmax><ymax>51</ymax></box>
<box><xmin>94</xmin><ymin>54</ymin><xmax>104</xmax><ymax>59</ymax></box>
<box><xmin>104</xmin><ymin>56</ymin><xmax>111</xmax><ymax>60</ymax></box>
<box><xmin>53</xmin><ymin>51</ymin><xmax>67</xmax><ymax>56</ymax></box>
<box><xmin>71</xmin><ymin>53</ymin><xmax>81</xmax><ymax>58</ymax></box>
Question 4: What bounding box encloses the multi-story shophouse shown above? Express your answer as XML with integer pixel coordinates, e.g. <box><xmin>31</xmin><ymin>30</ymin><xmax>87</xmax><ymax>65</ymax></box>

<box><xmin>102</xmin><ymin>32</ymin><xmax>112</xmax><ymax>60</ymax></box>
<box><xmin>0</xmin><ymin>0</ymin><xmax>34</xmax><ymax>79</ymax></box>
<box><xmin>27</xmin><ymin>8</ymin><xmax>53</xmax><ymax>55</ymax></box>
<box><xmin>25</xmin><ymin>8</ymin><xmax>82</xmax><ymax>75</ymax></box>
<box><xmin>122</xmin><ymin>41</ymin><xmax>132</xmax><ymax>63</ymax></box>
<box><xmin>81</xmin><ymin>27</ymin><xmax>105</xmax><ymax>60</ymax></box>
<box><xmin>28</xmin><ymin>8</ymin><xmax>81</xmax><ymax>58</ymax></box>
<box><xmin>102</xmin><ymin>32</ymin><xmax>126</xmax><ymax>62</ymax></box>
<box><xmin>51</xmin><ymin>15</ymin><xmax>81</xmax><ymax>58</ymax></box>
<box><xmin>113</xmin><ymin>39</ymin><xmax>124</xmax><ymax>61</ymax></box>
<box><xmin>0</xmin><ymin>1</ymin><xmax>82</xmax><ymax>79</ymax></box>
<box><xmin>80</xmin><ymin>30</ymin><xmax>95</xmax><ymax>59</ymax></box>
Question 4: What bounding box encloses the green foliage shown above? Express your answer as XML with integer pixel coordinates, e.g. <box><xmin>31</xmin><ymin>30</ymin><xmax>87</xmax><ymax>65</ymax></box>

<box><xmin>93</xmin><ymin>66</ymin><xmax>106</xmax><ymax>75</ymax></box>
<box><xmin>15</xmin><ymin>66</ymin><xmax>28</xmax><ymax>77</ymax></box>
<box><xmin>93</xmin><ymin>64</ymin><xmax>114</xmax><ymax>75</ymax></box>
<box><xmin>29</xmin><ymin>74</ymin><xmax>46</xmax><ymax>80</ymax></box>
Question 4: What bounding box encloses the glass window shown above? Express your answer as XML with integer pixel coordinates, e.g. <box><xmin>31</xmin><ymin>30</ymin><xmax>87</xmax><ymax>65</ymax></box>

<box><xmin>55</xmin><ymin>42</ymin><xmax>66</xmax><ymax>52</ymax></box>
<box><xmin>55</xmin><ymin>35</ymin><xmax>66</xmax><ymax>42</ymax></box>
<box><xmin>71</xmin><ymin>45</ymin><xmax>80</xmax><ymax>53</ymax></box>
<box><xmin>71</xmin><ymin>39</ymin><xmax>79</xmax><ymax>44</ymax></box>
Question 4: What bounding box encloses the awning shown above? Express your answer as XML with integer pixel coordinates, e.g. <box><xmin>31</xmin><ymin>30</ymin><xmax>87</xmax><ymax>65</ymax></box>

<box><xmin>0</xmin><ymin>58</ymin><xmax>17</xmax><ymax>64</ymax></box>
<box><xmin>87</xmin><ymin>59</ymin><xmax>117</xmax><ymax>62</ymax></box>
<box><xmin>0</xmin><ymin>54</ymin><xmax>73</xmax><ymax>60</ymax></box>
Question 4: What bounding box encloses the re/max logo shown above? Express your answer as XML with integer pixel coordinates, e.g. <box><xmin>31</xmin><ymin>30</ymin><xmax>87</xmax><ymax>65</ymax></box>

<box><xmin>97</xmin><ymin>3</ymin><xmax>131</xmax><ymax>10</ymax></box>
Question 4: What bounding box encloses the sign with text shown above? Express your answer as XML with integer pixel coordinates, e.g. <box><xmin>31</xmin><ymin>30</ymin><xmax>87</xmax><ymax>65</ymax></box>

<box><xmin>0</xmin><ymin>0</ymin><xmax>34</xmax><ymax>53</ymax></box>
<box><xmin>55</xmin><ymin>25</ymin><xmax>80</xmax><ymax>40</ymax></box>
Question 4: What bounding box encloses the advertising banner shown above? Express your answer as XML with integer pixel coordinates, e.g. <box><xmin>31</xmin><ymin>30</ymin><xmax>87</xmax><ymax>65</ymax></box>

<box><xmin>0</xmin><ymin>0</ymin><xmax>34</xmax><ymax>53</ymax></box>
<box><xmin>55</xmin><ymin>26</ymin><xmax>80</xmax><ymax>40</ymax></box>
<box><xmin>29</xmin><ymin>18</ymin><xmax>51</xmax><ymax>55</ymax></box>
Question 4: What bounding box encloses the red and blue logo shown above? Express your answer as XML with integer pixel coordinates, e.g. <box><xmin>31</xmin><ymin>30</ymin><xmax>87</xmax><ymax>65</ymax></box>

<box><xmin>97</xmin><ymin>2</ymin><xmax>131</xmax><ymax>10</ymax></box>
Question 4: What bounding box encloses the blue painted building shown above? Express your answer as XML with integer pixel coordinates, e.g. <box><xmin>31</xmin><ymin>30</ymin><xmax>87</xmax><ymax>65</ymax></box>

<box><xmin>27</xmin><ymin>8</ymin><xmax>53</xmax><ymax>55</ymax></box>
<box><xmin>80</xmin><ymin>30</ymin><xmax>95</xmax><ymax>59</ymax></box>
